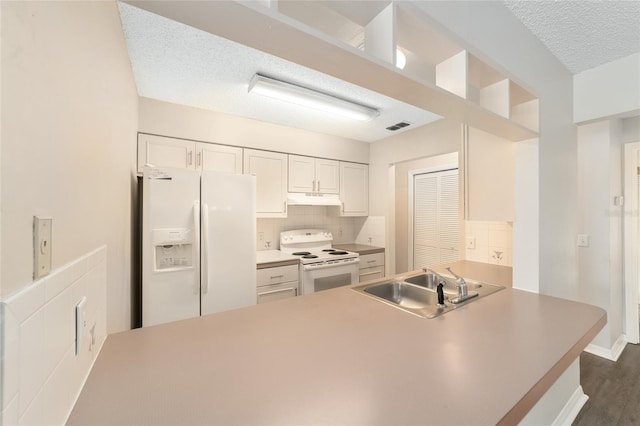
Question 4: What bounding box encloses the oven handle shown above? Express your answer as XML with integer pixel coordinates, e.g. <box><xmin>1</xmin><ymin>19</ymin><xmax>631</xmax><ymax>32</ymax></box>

<box><xmin>301</xmin><ymin>258</ymin><xmax>360</xmax><ymax>271</ymax></box>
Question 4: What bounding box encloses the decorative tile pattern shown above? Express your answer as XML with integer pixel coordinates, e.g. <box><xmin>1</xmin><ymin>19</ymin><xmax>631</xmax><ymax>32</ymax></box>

<box><xmin>464</xmin><ymin>221</ymin><xmax>513</xmax><ymax>267</ymax></box>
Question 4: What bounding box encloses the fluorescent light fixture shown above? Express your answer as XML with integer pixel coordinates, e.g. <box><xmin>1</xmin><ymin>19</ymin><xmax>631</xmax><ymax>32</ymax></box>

<box><xmin>248</xmin><ymin>74</ymin><xmax>380</xmax><ymax>121</ymax></box>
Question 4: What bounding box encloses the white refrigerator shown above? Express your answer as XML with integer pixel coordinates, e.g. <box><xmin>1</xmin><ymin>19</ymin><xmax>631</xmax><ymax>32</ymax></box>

<box><xmin>142</xmin><ymin>167</ymin><xmax>256</xmax><ymax>327</ymax></box>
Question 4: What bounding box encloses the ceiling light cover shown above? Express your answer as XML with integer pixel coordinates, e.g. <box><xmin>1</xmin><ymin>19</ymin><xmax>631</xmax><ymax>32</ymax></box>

<box><xmin>248</xmin><ymin>74</ymin><xmax>380</xmax><ymax>121</ymax></box>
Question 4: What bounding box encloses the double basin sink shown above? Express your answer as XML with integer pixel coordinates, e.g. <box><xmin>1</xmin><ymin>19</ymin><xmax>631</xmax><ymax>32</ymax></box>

<box><xmin>352</xmin><ymin>270</ymin><xmax>504</xmax><ymax>318</ymax></box>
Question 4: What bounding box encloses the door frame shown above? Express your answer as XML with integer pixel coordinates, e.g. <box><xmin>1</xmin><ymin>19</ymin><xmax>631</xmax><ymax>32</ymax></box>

<box><xmin>624</xmin><ymin>141</ymin><xmax>640</xmax><ymax>344</ymax></box>
<box><xmin>407</xmin><ymin>164</ymin><xmax>458</xmax><ymax>271</ymax></box>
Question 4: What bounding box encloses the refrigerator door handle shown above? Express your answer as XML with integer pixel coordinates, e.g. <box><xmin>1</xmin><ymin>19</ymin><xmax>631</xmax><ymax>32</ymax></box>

<box><xmin>201</xmin><ymin>202</ymin><xmax>210</xmax><ymax>294</ymax></box>
<box><xmin>193</xmin><ymin>200</ymin><xmax>200</xmax><ymax>295</ymax></box>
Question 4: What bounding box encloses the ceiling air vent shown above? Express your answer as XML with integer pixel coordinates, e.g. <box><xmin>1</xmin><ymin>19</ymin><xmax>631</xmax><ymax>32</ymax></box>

<box><xmin>386</xmin><ymin>121</ymin><xmax>412</xmax><ymax>131</ymax></box>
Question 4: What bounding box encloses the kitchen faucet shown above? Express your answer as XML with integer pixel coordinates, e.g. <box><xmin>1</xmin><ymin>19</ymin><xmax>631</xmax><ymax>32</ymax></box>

<box><xmin>446</xmin><ymin>267</ymin><xmax>478</xmax><ymax>304</ymax></box>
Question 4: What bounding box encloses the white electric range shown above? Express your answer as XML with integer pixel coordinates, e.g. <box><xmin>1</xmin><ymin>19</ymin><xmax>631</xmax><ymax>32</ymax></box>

<box><xmin>280</xmin><ymin>229</ymin><xmax>360</xmax><ymax>295</ymax></box>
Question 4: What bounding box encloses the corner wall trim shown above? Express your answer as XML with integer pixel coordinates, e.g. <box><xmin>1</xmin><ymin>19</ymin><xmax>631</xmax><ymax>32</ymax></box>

<box><xmin>552</xmin><ymin>385</ymin><xmax>589</xmax><ymax>426</ymax></box>
<box><xmin>584</xmin><ymin>334</ymin><xmax>627</xmax><ymax>361</ymax></box>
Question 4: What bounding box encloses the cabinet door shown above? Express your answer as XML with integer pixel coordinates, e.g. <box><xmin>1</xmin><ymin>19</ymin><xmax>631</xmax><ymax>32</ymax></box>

<box><xmin>244</xmin><ymin>149</ymin><xmax>288</xmax><ymax>217</ymax></box>
<box><xmin>137</xmin><ymin>134</ymin><xmax>196</xmax><ymax>173</ymax></box>
<box><xmin>288</xmin><ymin>155</ymin><xmax>315</xmax><ymax>193</ymax></box>
<box><xmin>315</xmin><ymin>159</ymin><xmax>340</xmax><ymax>194</ymax></box>
<box><xmin>340</xmin><ymin>162</ymin><xmax>368</xmax><ymax>216</ymax></box>
<box><xmin>197</xmin><ymin>143</ymin><xmax>242</xmax><ymax>174</ymax></box>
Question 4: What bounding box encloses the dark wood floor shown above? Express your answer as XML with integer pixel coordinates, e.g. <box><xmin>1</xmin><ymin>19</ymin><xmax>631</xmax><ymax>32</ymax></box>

<box><xmin>573</xmin><ymin>343</ymin><xmax>640</xmax><ymax>425</ymax></box>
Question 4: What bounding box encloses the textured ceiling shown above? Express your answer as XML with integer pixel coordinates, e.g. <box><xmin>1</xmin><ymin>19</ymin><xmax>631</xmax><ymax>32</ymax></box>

<box><xmin>504</xmin><ymin>0</ymin><xmax>640</xmax><ymax>73</ymax></box>
<box><xmin>118</xmin><ymin>2</ymin><xmax>441</xmax><ymax>143</ymax></box>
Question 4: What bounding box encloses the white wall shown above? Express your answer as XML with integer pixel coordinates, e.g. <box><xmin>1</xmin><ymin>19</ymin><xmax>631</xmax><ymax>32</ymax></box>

<box><xmin>574</xmin><ymin>53</ymin><xmax>640</xmax><ymax>124</ymax></box>
<box><xmin>411</xmin><ymin>1</ymin><xmax>576</xmax><ymax>299</ymax></box>
<box><xmin>577</xmin><ymin>119</ymin><xmax>624</xmax><ymax>352</ymax></box>
<box><xmin>1</xmin><ymin>2</ymin><xmax>138</xmax><ymax>332</ymax></box>
<box><xmin>138</xmin><ymin>97</ymin><xmax>369</xmax><ymax>164</ymax></box>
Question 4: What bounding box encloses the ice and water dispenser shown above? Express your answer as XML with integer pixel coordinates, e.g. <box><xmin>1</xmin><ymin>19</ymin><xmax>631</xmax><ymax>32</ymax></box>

<box><xmin>151</xmin><ymin>228</ymin><xmax>194</xmax><ymax>271</ymax></box>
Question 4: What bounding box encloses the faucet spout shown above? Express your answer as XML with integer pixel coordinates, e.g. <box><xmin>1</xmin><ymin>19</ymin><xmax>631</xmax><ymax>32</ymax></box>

<box><xmin>445</xmin><ymin>267</ymin><xmax>478</xmax><ymax>304</ymax></box>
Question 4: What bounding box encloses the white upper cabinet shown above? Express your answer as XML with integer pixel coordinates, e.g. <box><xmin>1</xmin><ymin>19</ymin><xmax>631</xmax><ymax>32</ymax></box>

<box><xmin>137</xmin><ymin>134</ymin><xmax>242</xmax><ymax>174</ymax></box>
<box><xmin>244</xmin><ymin>149</ymin><xmax>288</xmax><ymax>218</ymax></box>
<box><xmin>288</xmin><ymin>155</ymin><xmax>339</xmax><ymax>194</ymax></box>
<box><xmin>197</xmin><ymin>143</ymin><xmax>242</xmax><ymax>174</ymax></box>
<box><xmin>138</xmin><ymin>134</ymin><xmax>196</xmax><ymax>172</ymax></box>
<box><xmin>339</xmin><ymin>162</ymin><xmax>368</xmax><ymax>216</ymax></box>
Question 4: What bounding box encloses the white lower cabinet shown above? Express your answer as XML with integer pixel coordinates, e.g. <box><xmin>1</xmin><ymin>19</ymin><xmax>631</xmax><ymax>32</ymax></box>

<box><xmin>257</xmin><ymin>264</ymin><xmax>299</xmax><ymax>304</ymax></box>
<box><xmin>358</xmin><ymin>252</ymin><xmax>385</xmax><ymax>282</ymax></box>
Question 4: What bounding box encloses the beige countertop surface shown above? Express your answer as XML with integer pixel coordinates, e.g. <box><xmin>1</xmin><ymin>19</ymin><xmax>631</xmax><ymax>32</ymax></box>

<box><xmin>256</xmin><ymin>249</ymin><xmax>300</xmax><ymax>269</ymax></box>
<box><xmin>333</xmin><ymin>243</ymin><xmax>385</xmax><ymax>255</ymax></box>
<box><xmin>67</xmin><ymin>261</ymin><xmax>605</xmax><ymax>426</ymax></box>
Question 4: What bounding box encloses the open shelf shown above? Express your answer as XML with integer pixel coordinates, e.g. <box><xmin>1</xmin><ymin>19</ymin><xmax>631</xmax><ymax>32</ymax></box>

<box><xmin>135</xmin><ymin>0</ymin><xmax>540</xmax><ymax>141</ymax></box>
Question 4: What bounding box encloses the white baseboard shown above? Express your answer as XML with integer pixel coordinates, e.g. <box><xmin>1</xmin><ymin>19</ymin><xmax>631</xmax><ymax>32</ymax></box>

<box><xmin>552</xmin><ymin>386</ymin><xmax>589</xmax><ymax>426</ymax></box>
<box><xmin>584</xmin><ymin>334</ymin><xmax>627</xmax><ymax>361</ymax></box>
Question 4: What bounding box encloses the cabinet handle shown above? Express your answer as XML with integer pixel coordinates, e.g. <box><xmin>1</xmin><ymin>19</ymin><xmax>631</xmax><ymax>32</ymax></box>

<box><xmin>367</xmin><ymin>260</ymin><xmax>376</xmax><ymax>264</ymax></box>
<box><xmin>196</xmin><ymin>152</ymin><xmax>202</xmax><ymax>168</ymax></box>
<box><xmin>270</xmin><ymin>274</ymin><xmax>284</xmax><ymax>279</ymax></box>
<box><xmin>312</xmin><ymin>180</ymin><xmax>316</xmax><ymax>192</ymax></box>
<box><xmin>284</xmin><ymin>201</ymin><xmax>287</xmax><ymax>214</ymax></box>
<box><xmin>188</xmin><ymin>151</ymin><xmax>193</xmax><ymax>166</ymax></box>
<box><xmin>318</xmin><ymin>180</ymin><xmax>321</xmax><ymax>192</ymax></box>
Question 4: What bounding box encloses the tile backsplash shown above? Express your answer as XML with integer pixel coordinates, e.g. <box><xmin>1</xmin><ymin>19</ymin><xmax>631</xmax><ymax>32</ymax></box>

<box><xmin>464</xmin><ymin>221</ymin><xmax>513</xmax><ymax>267</ymax></box>
<box><xmin>1</xmin><ymin>246</ymin><xmax>107</xmax><ymax>426</ymax></box>
<box><xmin>256</xmin><ymin>205</ymin><xmax>368</xmax><ymax>250</ymax></box>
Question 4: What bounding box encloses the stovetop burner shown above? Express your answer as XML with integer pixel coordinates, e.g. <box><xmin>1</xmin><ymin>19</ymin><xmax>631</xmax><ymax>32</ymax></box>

<box><xmin>322</xmin><ymin>249</ymin><xmax>336</xmax><ymax>252</ymax></box>
<box><xmin>292</xmin><ymin>251</ymin><xmax>311</xmax><ymax>256</ymax></box>
<box><xmin>302</xmin><ymin>255</ymin><xmax>318</xmax><ymax>259</ymax></box>
<box><xmin>329</xmin><ymin>251</ymin><xmax>349</xmax><ymax>255</ymax></box>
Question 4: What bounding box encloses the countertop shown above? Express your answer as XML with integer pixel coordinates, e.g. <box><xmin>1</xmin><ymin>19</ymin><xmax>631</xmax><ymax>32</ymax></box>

<box><xmin>333</xmin><ymin>243</ymin><xmax>385</xmax><ymax>255</ymax></box>
<box><xmin>67</xmin><ymin>262</ymin><xmax>605</xmax><ymax>426</ymax></box>
<box><xmin>256</xmin><ymin>249</ymin><xmax>300</xmax><ymax>269</ymax></box>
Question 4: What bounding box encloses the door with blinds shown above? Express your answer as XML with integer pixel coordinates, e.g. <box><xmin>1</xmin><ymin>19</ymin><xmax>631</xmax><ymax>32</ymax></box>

<box><xmin>411</xmin><ymin>168</ymin><xmax>459</xmax><ymax>270</ymax></box>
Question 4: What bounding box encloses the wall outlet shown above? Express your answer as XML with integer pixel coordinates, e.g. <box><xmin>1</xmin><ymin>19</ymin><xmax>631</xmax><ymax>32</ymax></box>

<box><xmin>466</xmin><ymin>237</ymin><xmax>476</xmax><ymax>249</ymax></box>
<box><xmin>577</xmin><ymin>234</ymin><xmax>589</xmax><ymax>247</ymax></box>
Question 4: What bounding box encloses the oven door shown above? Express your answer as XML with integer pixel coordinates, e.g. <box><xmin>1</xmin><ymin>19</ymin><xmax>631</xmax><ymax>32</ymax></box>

<box><xmin>301</xmin><ymin>259</ymin><xmax>360</xmax><ymax>295</ymax></box>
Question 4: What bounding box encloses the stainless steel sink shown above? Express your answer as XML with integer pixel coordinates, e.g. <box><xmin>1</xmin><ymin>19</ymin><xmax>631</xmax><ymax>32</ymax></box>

<box><xmin>352</xmin><ymin>273</ymin><xmax>505</xmax><ymax>318</ymax></box>
<box><xmin>405</xmin><ymin>272</ymin><xmax>482</xmax><ymax>295</ymax></box>
<box><xmin>364</xmin><ymin>281</ymin><xmax>440</xmax><ymax>309</ymax></box>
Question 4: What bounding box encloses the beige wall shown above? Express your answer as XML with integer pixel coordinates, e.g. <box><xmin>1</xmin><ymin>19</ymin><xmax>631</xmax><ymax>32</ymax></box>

<box><xmin>394</xmin><ymin>153</ymin><xmax>458</xmax><ymax>273</ymax></box>
<box><xmin>138</xmin><ymin>97</ymin><xmax>369</xmax><ymax>163</ymax></box>
<box><xmin>1</xmin><ymin>1</ymin><xmax>138</xmax><ymax>333</ymax></box>
<box><xmin>369</xmin><ymin>119</ymin><xmax>461</xmax><ymax>273</ymax></box>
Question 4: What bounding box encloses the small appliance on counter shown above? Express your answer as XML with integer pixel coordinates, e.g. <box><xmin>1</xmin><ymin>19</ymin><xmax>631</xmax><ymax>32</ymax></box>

<box><xmin>280</xmin><ymin>229</ymin><xmax>360</xmax><ymax>295</ymax></box>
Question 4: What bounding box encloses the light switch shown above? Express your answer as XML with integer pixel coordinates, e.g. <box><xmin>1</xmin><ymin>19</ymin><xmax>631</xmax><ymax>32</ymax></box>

<box><xmin>33</xmin><ymin>216</ymin><xmax>52</xmax><ymax>279</ymax></box>
<box><xmin>577</xmin><ymin>234</ymin><xmax>589</xmax><ymax>247</ymax></box>
<box><xmin>75</xmin><ymin>297</ymin><xmax>87</xmax><ymax>355</ymax></box>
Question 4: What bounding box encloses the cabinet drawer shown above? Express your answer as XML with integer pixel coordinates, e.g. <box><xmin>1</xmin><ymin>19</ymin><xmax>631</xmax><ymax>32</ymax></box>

<box><xmin>359</xmin><ymin>253</ymin><xmax>385</xmax><ymax>269</ymax></box>
<box><xmin>359</xmin><ymin>266</ymin><xmax>384</xmax><ymax>283</ymax></box>
<box><xmin>257</xmin><ymin>281</ymin><xmax>299</xmax><ymax>304</ymax></box>
<box><xmin>257</xmin><ymin>264</ymin><xmax>299</xmax><ymax>287</ymax></box>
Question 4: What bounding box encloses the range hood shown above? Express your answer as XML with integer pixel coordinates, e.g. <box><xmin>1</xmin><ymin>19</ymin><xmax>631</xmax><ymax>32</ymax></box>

<box><xmin>287</xmin><ymin>192</ymin><xmax>342</xmax><ymax>207</ymax></box>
